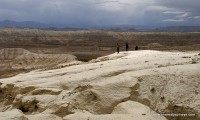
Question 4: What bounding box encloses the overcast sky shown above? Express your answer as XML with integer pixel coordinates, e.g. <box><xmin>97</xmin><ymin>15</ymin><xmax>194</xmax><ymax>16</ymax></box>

<box><xmin>0</xmin><ymin>0</ymin><xmax>200</xmax><ymax>27</ymax></box>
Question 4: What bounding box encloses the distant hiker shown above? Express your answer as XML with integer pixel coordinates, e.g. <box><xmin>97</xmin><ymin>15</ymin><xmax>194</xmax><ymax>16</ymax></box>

<box><xmin>125</xmin><ymin>42</ymin><xmax>129</xmax><ymax>51</ymax></box>
<box><xmin>135</xmin><ymin>45</ymin><xmax>138</xmax><ymax>50</ymax></box>
<box><xmin>117</xmin><ymin>43</ymin><xmax>120</xmax><ymax>54</ymax></box>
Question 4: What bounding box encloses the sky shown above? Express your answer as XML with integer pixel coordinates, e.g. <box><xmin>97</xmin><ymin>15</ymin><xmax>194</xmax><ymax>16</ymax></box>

<box><xmin>0</xmin><ymin>0</ymin><xmax>200</xmax><ymax>27</ymax></box>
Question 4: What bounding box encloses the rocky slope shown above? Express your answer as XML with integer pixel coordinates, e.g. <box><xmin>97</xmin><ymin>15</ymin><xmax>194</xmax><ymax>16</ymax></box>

<box><xmin>0</xmin><ymin>48</ymin><xmax>78</xmax><ymax>78</ymax></box>
<box><xmin>0</xmin><ymin>50</ymin><xmax>200</xmax><ymax>120</ymax></box>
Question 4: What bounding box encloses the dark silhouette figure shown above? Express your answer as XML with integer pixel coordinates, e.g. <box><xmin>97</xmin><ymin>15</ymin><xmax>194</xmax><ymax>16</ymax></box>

<box><xmin>117</xmin><ymin>43</ymin><xmax>120</xmax><ymax>54</ymax></box>
<box><xmin>125</xmin><ymin>42</ymin><xmax>129</xmax><ymax>51</ymax></box>
<box><xmin>135</xmin><ymin>45</ymin><xmax>138</xmax><ymax>50</ymax></box>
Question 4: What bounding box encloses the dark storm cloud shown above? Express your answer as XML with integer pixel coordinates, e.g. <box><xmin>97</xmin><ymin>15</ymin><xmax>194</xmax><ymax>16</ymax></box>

<box><xmin>0</xmin><ymin>0</ymin><xmax>199</xmax><ymax>26</ymax></box>
<box><xmin>155</xmin><ymin>0</ymin><xmax>200</xmax><ymax>25</ymax></box>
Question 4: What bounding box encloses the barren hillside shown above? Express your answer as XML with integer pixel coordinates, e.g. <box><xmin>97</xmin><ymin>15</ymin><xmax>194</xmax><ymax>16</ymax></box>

<box><xmin>0</xmin><ymin>48</ymin><xmax>78</xmax><ymax>78</ymax></box>
<box><xmin>0</xmin><ymin>28</ymin><xmax>200</xmax><ymax>53</ymax></box>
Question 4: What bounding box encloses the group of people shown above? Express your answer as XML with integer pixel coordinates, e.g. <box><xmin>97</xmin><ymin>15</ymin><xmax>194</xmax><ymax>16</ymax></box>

<box><xmin>116</xmin><ymin>42</ymin><xmax>138</xmax><ymax>54</ymax></box>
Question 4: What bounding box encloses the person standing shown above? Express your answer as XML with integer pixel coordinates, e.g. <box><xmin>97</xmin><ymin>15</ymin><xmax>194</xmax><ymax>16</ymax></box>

<box><xmin>135</xmin><ymin>45</ymin><xmax>138</xmax><ymax>50</ymax></box>
<box><xmin>117</xmin><ymin>43</ymin><xmax>120</xmax><ymax>54</ymax></box>
<box><xmin>126</xmin><ymin>42</ymin><xmax>129</xmax><ymax>51</ymax></box>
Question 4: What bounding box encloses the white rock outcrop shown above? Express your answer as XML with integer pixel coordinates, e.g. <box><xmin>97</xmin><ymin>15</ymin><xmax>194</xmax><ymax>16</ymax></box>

<box><xmin>0</xmin><ymin>109</ymin><xmax>28</xmax><ymax>120</ymax></box>
<box><xmin>0</xmin><ymin>50</ymin><xmax>200</xmax><ymax>120</ymax></box>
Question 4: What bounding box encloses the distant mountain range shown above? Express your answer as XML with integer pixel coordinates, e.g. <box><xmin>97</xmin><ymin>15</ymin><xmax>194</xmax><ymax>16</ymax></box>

<box><xmin>154</xmin><ymin>26</ymin><xmax>200</xmax><ymax>32</ymax></box>
<box><xmin>0</xmin><ymin>20</ymin><xmax>88</xmax><ymax>31</ymax></box>
<box><xmin>0</xmin><ymin>20</ymin><xmax>49</xmax><ymax>28</ymax></box>
<box><xmin>0</xmin><ymin>20</ymin><xmax>200</xmax><ymax>32</ymax></box>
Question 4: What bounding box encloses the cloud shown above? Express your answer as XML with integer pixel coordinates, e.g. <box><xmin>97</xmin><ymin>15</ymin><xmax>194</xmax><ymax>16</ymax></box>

<box><xmin>194</xmin><ymin>16</ymin><xmax>200</xmax><ymax>19</ymax></box>
<box><xmin>0</xmin><ymin>0</ymin><xmax>199</xmax><ymax>26</ymax></box>
<box><xmin>95</xmin><ymin>0</ymin><xmax>121</xmax><ymax>4</ymax></box>
<box><xmin>175</xmin><ymin>12</ymin><xmax>190</xmax><ymax>18</ymax></box>
<box><xmin>163</xmin><ymin>11</ymin><xmax>185</xmax><ymax>15</ymax></box>
<box><xmin>163</xmin><ymin>19</ymin><xmax>185</xmax><ymax>22</ymax></box>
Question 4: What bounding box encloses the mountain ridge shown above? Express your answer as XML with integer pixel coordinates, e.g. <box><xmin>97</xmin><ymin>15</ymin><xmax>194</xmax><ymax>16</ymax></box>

<box><xmin>1</xmin><ymin>20</ymin><xmax>200</xmax><ymax>32</ymax></box>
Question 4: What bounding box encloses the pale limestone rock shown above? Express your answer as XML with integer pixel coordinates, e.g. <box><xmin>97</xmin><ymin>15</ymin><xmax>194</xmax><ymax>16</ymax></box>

<box><xmin>0</xmin><ymin>109</ymin><xmax>28</xmax><ymax>120</ymax></box>
<box><xmin>63</xmin><ymin>101</ymin><xmax>167</xmax><ymax>120</ymax></box>
<box><xmin>0</xmin><ymin>50</ymin><xmax>200</xmax><ymax>120</ymax></box>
